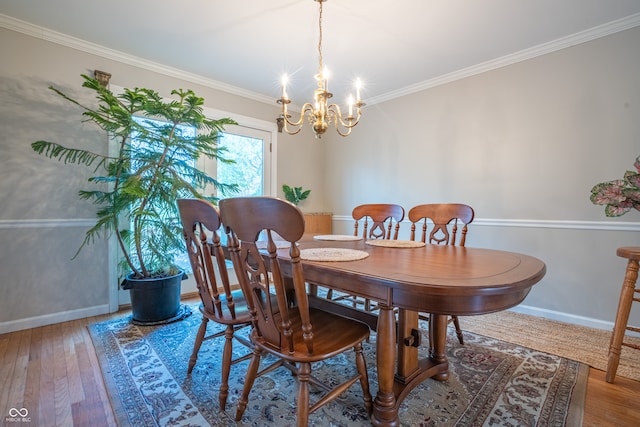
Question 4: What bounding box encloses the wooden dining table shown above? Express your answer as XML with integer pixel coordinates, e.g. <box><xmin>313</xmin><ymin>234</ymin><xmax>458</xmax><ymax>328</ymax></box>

<box><xmin>279</xmin><ymin>236</ymin><xmax>547</xmax><ymax>427</ymax></box>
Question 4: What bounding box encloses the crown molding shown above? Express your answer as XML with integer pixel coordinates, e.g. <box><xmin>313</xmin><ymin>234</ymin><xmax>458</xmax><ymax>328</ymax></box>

<box><xmin>0</xmin><ymin>13</ymin><xmax>275</xmax><ymax>106</ymax></box>
<box><xmin>3</xmin><ymin>12</ymin><xmax>640</xmax><ymax>107</ymax></box>
<box><xmin>368</xmin><ymin>12</ymin><xmax>640</xmax><ymax>105</ymax></box>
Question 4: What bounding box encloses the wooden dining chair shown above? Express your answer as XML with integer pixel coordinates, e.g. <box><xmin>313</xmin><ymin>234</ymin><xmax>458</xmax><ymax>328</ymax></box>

<box><xmin>219</xmin><ymin>197</ymin><xmax>372</xmax><ymax>426</ymax></box>
<box><xmin>325</xmin><ymin>203</ymin><xmax>405</xmax><ymax>310</ymax></box>
<box><xmin>353</xmin><ymin>203</ymin><xmax>405</xmax><ymax>240</ymax></box>
<box><xmin>177</xmin><ymin>198</ymin><xmax>253</xmax><ymax>411</ymax></box>
<box><xmin>408</xmin><ymin>203</ymin><xmax>475</xmax><ymax>345</ymax></box>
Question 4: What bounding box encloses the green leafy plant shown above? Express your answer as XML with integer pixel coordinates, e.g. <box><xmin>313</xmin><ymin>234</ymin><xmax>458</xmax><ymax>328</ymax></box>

<box><xmin>590</xmin><ymin>155</ymin><xmax>640</xmax><ymax>217</ymax></box>
<box><xmin>31</xmin><ymin>74</ymin><xmax>238</xmax><ymax>279</ymax></box>
<box><xmin>282</xmin><ymin>184</ymin><xmax>311</xmax><ymax>206</ymax></box>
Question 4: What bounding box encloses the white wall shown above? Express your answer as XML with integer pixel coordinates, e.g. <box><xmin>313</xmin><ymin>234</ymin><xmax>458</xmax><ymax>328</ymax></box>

<box><xmin>0</xmin><ymin>25</ymin><xmax>322</xmax><ymax>333</ymax></box>
<box><xmin>1</xmin><ymin>20</ymin><xmax>639</xmax><ymax>334</ymax></box>
<box><xmin>324</xmin><ymin>25</ymin><xmax>640</xmax><ymax>329</ymax></box>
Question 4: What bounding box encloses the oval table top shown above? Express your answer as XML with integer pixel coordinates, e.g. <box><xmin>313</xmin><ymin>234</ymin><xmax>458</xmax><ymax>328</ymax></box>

<box><xmin>293</xmin><ymin>238</ymin><xmax>546</xmax><ymax>315</ymax></box>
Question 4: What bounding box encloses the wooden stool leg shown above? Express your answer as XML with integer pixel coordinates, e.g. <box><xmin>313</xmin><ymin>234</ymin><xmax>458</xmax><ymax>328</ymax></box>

<box><xmin>606</xmin><ymin>258</ymin><xmax>639</xmax><ymax>383</ymax></box>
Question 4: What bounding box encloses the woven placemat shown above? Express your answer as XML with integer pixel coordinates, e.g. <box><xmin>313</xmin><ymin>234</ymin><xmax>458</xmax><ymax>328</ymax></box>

<box><xmin>256</xmin><ymin>240</ymin><xmax>291</xmax><ymax>249</ymax></box>
<box><xmin>300</xmin><ymin>247</ymin><xmax>369</xmax><ymax>262</ymax></box>
<box><xmin>313</xmin><ymin>234</ymin><xmax>363</xmax><ymax>241</ymax></box>
<box><xmin>365</xmin><ymin>239</ymin><xmax>425</xmax><ymax>248</ymax></box>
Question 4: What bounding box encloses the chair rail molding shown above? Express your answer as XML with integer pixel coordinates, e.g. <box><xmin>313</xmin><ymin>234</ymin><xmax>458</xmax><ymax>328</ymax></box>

<box><xmin>0</xmin><ymin>218</ymin><xmax>96</xmax><ymax>228</ymax></box>
<box><xmin>332</xmin><ymin>215</ymin><xmax>640</xmax><ymax>232</ymax></box>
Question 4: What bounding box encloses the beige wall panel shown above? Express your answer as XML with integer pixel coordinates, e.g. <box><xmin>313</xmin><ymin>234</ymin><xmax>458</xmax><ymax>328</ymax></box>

<box><xmin>325</xmin><ymin>26</ymin><xmax>640</xmax><ymax>325</ymax></box>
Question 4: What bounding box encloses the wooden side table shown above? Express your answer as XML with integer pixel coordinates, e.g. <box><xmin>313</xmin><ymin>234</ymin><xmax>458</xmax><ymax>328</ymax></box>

<box><xmin>303</xmin><ymin>212</ymin><xmax>332</xmax><ymax>235</ymax></box>
<box><xmin>606</xmin><ymin>246</ymin><xmax>640</xmax><ymax>383</ymax></box>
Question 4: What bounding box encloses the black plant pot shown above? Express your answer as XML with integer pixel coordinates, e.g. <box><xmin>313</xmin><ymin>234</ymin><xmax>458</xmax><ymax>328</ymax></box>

<box><xmin>122</xmin><ymin>271</ymin><xmax>186</xmax><ymax>323</ymax></box>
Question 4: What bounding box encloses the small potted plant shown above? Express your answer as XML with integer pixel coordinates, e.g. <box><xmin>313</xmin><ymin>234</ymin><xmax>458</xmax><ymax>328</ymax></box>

<box><xmin>282</xmin><ymin>184</ymin><xmax>311</xmax><ymax>206</ymax></box>
<box><xmin>31</xmin><ymin>74</ymin><xmax>238</xmax><ymax>323</ymax></box>
<box><xmin>590</xmin><ymin>155</ymin><xmax>640</xmax><ymax>216</ymax></box>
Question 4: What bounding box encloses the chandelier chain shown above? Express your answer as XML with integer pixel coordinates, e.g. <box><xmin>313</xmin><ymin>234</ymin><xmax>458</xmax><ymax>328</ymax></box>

<box><xmin>318</xmin><ymin>0</ymin><xmax>323</xmax><ymax>72</ymax></box>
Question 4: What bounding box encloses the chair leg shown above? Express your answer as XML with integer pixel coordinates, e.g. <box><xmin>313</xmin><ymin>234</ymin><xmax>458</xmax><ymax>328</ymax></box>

<box><xmin>188</xmin><ymin>316</ymin><xmax>209</xmax><ymax>374</ymax></box>
<box><xmin>428</xmin><ymin>313</ymin><xmax>435</xmax><ymax>357</ymax></box>
<box><xmin>451</xmin><ymin>315</ymin><xmax>464</xmax><ymax>345</ymax></box>
<box><xmin>296</xmin><ymin>362</ymin><xmax>311</xmax><ymax>427</ymax></box>
<box><xmin>219</xmin><ymin>324</ymin><xmax>234</xmax><ymax>411</ymax></box>
<box><xmin>353</xmin><ymin>342</ymin><xmax>372</xmax><ymax>415</ymax></box>
<box><xmin>235</xmin><ymin>348</ymin><xmax>262</xmax><ymax>421</ymax></box>
<box><xmin>606</xmin><ymin>258</ymin><xmax>639</xmax><ymax>383</ymax></box>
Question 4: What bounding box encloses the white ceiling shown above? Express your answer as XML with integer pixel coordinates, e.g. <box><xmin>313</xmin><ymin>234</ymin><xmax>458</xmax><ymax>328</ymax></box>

<box><xmin>2</xmin><ymin>0</ymin><xmax>640</xmax><ymax>105</ymax></box>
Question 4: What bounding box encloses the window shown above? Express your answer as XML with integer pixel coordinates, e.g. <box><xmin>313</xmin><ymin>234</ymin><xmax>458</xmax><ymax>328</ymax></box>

<box><xmin>199</xmin><ymin>124</ymin><xmax>273</xmax><ymax>199</ymax></box>
<box><xmin>128</xmin><ymin>119</ymin><xmax>274</xmax><ymax>274</ymax></box>
<box><xmin>218</xmin><ymin>132</ymin><xmax>264</xmax><ymax>197</ymax></box>
<box><xmin>113</xmin><ymin>99</ymin><xmax>277</xmax><ymax>308</ymax></box>
<box><xmin>130</xmin><ymin>116</ymin><xmax>196</xmax><ymax>274</ymax></box>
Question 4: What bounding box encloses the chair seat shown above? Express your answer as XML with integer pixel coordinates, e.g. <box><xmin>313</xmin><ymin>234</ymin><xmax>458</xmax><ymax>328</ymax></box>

<box><xmin>253</xmin><ymin>307</ymin><xmax>370</xmax><ymax>363</ymax></box>
<box><xmin>199</xmin><ymin>289</ymin><xmax>252</xmax><ymax>325</ymax></box>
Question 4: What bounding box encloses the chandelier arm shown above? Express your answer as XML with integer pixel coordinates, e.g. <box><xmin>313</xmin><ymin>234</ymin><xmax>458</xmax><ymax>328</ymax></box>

<box><xmin>327</xmin><ymin>104</ymin><xmax>361</xmax><ymax>129</ymax></box>
<box><xmin>280</xmin><ymin>120</ymin><xmax>303</xmax><ymax>135</ymax></box>
<box><xmin>325</xmin><ymin>104</ymin><xmax>357</xmax><ymax>137</ymax></box>
<box><xmin>335</xmin><ymin>126</ymin><xmax>353</xmax><ymax>137</ymax></box>
<box><xmin>279</xmin><ymin>103</ymin><xmax>316</xmax><ymax>135</ymax></box>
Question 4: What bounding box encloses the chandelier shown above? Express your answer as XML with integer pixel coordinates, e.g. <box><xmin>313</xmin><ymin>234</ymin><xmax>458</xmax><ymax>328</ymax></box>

<box><xmin>276</xmin><ymin>0</ymin><xmax>364</xmax><ymax>139</ymax></box>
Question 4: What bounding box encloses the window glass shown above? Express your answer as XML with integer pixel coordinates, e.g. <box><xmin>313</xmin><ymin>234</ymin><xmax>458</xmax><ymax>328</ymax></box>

<box><xmin>217</xmin><ymin>132</ymin><xmax>264</xmax><ymax>197</ymax></box>
<box><xmin>131</xmin><ymin>116</ymin><xmax>195</xmax><ymax>273</ymax></box>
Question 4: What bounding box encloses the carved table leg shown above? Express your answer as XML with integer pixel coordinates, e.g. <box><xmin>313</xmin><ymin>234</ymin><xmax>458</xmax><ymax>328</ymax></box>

<box><xmin>371</xmin><ymin>304</ymin><xmax>399</xmax><ymax>427</ymax></box>
<box><xmin>430</xmin><ymin>313</ymin><xmax>449</xmax><ymax>381</ymax></box>
<box><xmin>396</xmin><ymin>309</ymin><xmax>419</xmax><ymax>381</ymax></box>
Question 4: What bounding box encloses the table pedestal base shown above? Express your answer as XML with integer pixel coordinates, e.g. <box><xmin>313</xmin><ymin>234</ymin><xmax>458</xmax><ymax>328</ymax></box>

<box><xmin>371</xmin><ymin>308</ymin><xmax>449</xmax><ymax>427</ymax></box>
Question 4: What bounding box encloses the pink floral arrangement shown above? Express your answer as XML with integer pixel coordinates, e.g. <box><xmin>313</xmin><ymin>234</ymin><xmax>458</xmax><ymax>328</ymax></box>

<box><xmin>590</xmin><ymin>155</ymin><xmax>640</xmax><ymax>217</ymax></box>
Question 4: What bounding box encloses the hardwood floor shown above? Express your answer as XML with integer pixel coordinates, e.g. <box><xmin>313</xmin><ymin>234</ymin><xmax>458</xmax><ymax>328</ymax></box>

<box><xmin>2</xmin><ymin>300</ymin><xmax>640</xmax><ymax>426</ymax></box>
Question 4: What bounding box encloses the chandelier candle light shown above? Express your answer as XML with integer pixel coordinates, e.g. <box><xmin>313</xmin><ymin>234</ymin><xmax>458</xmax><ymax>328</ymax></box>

<box><xmin>276</xmin><ymin>0</ymin><xmax>365</xmax><ymax>138</ymax></box>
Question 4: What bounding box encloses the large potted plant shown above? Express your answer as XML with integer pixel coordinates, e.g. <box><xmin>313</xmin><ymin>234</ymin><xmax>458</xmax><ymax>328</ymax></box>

<box><xmin>31</xmin><ymin>74</ymin><xmax>237</xmax><ymax>323</ymax></box>
<box><xmin>590</xmin><ymin>155</ymin><xmax>640</xmax><ymax>216</ymax></box>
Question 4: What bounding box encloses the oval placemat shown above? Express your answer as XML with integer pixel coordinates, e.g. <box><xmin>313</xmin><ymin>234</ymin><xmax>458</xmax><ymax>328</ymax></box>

<box><xmin>313</xmin><ymin>234</ymin><xmax>363</xmax><ymax>241</ymax></box>
<box><xmin>256</xmin><ymin>240</ymin><xmax>291</xmax><ymax>249</ymax></box>
<box><xmin>300</xmin><ymin>248</ymin><xmax>369</xmax><ymax>262</ymax></box>
<box><xmin>365</xmin><ymin>239</ymin><xmax>426</xmax><ymax>248</ymax></box>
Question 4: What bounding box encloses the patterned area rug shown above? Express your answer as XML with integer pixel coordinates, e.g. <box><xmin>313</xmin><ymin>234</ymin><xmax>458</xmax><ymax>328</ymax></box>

<box><xmin>88</xmin><ymin>306</ymin><xmax>587</xmax><ymax>427</ymax></box>
<box><xmin>461</xmin><ymin>310</ymin><xmax>640</xmax><ymax>381</ymax></box>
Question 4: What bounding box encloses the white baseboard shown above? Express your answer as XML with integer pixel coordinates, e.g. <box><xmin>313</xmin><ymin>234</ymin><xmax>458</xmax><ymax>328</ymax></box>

<box><xmin>509</xmin><ymin>304</ymin><xmax>614</xmax><ymax>331</ymax></box>
<box><xmin>0</xmin><ymin>304</ymin><xmax>111</xmax><ymax>335</ymax></box>
<box><xmin>0</xmin><ymin>299</ymin><xmax>625</xmax><ymax>339</ymax></box>
<box><xmin>508</xmin><ymin>304</ymin><xmax>640</xmax><ymax>338</ymax></box>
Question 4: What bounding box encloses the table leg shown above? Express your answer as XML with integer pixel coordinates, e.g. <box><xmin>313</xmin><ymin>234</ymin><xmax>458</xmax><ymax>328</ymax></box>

<box><xmin>396</xmin><ymin>309</ymin><xmax>419</xmax><ymax>381</ymax></box>
<box><xmin>430</xmin><ymin>313</ymin><xmax>449</xmax><ymax>381</ymax></box>
<box><xmin>371</xmin><ymin>304</ymin><xmax>399</xmax><ymax>427</ymax></box>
